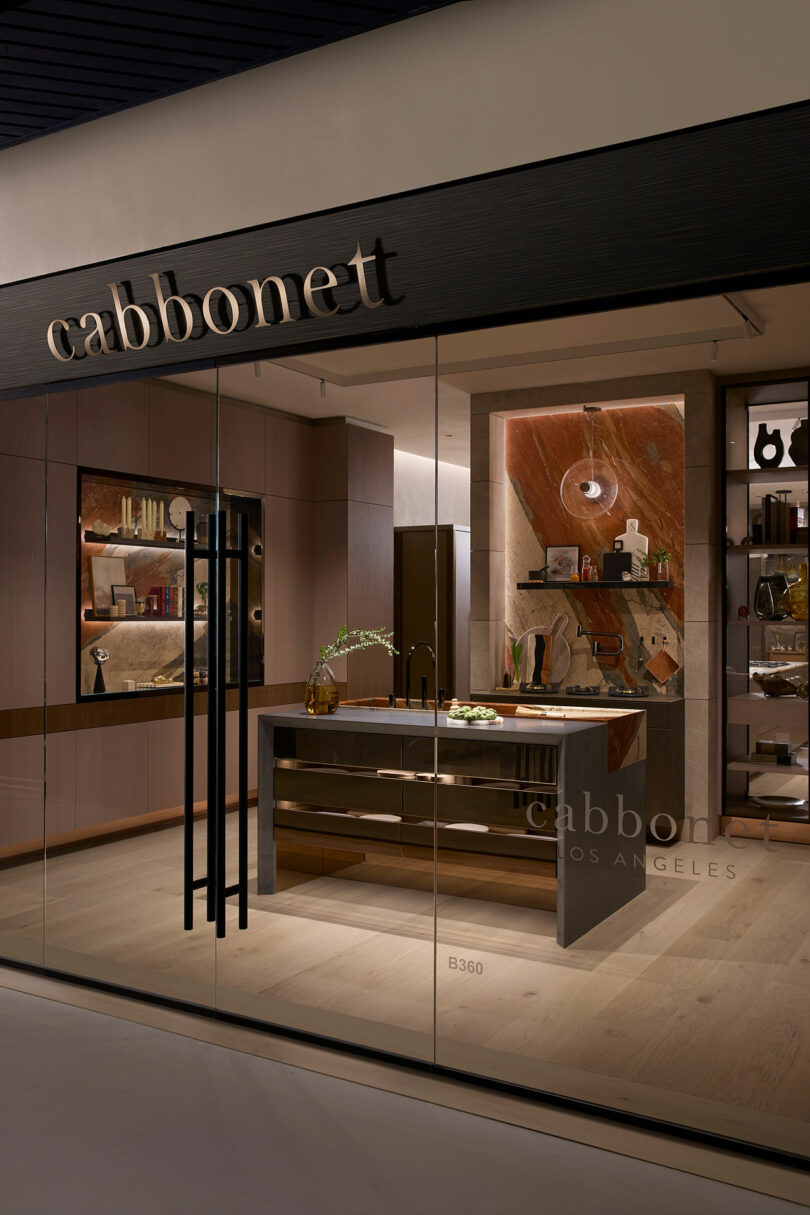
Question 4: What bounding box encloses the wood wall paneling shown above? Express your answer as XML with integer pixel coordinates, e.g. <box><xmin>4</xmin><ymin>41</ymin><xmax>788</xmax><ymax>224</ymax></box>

<box><xmin>0</xmin><ymin>735</ymin><xmax>44</xmax><ymax>848</ymax></box>
<box><xmin>219</xmin><ymin>398</ymin><xmax>266</xmax><ymax>496</ymax></box>
<box><xmin>77</xmin><ymin>380</ymin><xmax>149</xmax><ymax>473</ymax></box>
<box><xmin>45</xmin><ymin>461</ymin><xmax>79</xmax><ymax>707</ymax></box>
<box><xmin>264</xmin><ymin>496</ymin><xmax>316</xmax><ymax>685</ymax></box>
<box><xmin>265</xmin><ymin>412</ymin><xmax>314</xmax><ymax>502</ymax></box>
<box><xmin>0</xmin><ymin>455</ymin><xmax>45</xmax><ymax>712</ymax></box>
<box><xmin>74</xmin><ymin>722</ymin><xmax>149</xmax><ymax>829</ymax></box>
<box><xmin>147</xmin><ymin>381</ymin><xmax>215</xmax><ymax>486</ymax></box>
<box><xmin>0</xmin><ymin>394</ymin><xmax>45</xmax><ymax>459</ymax></box>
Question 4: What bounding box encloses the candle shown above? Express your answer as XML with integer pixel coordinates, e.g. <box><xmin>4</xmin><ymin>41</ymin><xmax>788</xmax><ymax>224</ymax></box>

<box><xmin>140</xmin><ymin>498</ymin><xmax>145</xmax><ymax>534</ymax></box>
<box><xmin>121</xmin><ymin>497</ymin><xmax>126</xmax><ymax>531</ymax></box>
<box><xmin>127</xmin><ymin>497</ymin><xmax>132</xmax><ymax>529</ymax></box>
<box><xmin>159</xmin><ymin>501</ymin><xmax>164</xmax><ymax>535</ymax></box>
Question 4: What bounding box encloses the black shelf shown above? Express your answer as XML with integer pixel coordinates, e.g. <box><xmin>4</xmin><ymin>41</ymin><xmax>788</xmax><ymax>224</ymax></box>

<box><xmin>83</xmin><ymin>529</ymin><xmax>190</xmax><ymax>550</ymax></box>
<box><xmin>516</xmin><ymin>580</ymin><xmax>671</xmax><ymax>590</ymax></box>
<box><xmin>84</xmin><ymin>610</ymin><xmax>207</xmax><ymax>623</ymax></box>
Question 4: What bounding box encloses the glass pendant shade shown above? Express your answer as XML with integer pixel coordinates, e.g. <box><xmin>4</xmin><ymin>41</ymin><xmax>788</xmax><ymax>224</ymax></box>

<box><xmin>560</xmin><ymin>457</ymin><xmax>619</xmax><ymax>518</ymax></box>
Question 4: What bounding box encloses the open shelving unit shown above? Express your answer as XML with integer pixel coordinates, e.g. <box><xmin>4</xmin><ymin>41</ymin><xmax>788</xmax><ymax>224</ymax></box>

<box><xmin>78</xmin><ymin>468</ymin><xmax>262</xmax><ymax>701</ymax></box>
<box><xmin>516</xmin><ymin>580</ymin><xmax>671</xmax><ymax>590</ymax></box>
<box><xmin>722</xmin><ymin>381</ymin><xmax>809</xmax><ymax>835</ymax></box>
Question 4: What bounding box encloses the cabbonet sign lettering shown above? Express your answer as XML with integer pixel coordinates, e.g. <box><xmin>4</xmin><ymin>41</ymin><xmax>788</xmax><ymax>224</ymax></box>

<box><xmin>45</xmin><ymin>239</ymin><xmax>388</xmax><ymax>363</ymax></box>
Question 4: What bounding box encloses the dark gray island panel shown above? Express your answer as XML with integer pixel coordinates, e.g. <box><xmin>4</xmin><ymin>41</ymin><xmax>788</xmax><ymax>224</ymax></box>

<box><xmin>257</xmin><ymin>707</ymin><xmax>646</xmax><ymax>947</ymax></box>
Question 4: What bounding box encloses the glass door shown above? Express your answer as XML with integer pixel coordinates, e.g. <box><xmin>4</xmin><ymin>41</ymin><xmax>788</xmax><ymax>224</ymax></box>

<box><xmin>42</xmin><ymin>369</ymin><xmax>219</xmax><ymax>1004</ymax></box>
<box><xmin>213</xmin><ymin>345</ymin><xmax>440</xmax><ymax>1058</ymax></box>
<box><xmin>0</xmin><ymin>388</ymin><xmax>47</xmax><ymax>967</ymax></box>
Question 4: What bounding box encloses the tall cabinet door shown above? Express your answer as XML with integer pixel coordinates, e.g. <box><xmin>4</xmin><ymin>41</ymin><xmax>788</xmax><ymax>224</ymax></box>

<box><xmin>0</xmin><ymin>390</ymin><xmax>47</xmax><ymax>967</ymax></box>
<box><xmin>42</xmin><ymin>370</ymin><xmax>219</xmax><ymax>1006</ymax></box>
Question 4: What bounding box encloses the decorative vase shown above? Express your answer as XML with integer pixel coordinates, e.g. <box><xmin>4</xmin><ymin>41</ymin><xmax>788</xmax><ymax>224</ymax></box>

<box><xmin>650</xmin><ymin>560</ymin><xmax>669</xmax><ymax>582</ymax></box>
<box><xmin>305</xmin><ymin>659</ymin><xmax>339</xmax><ymax>715</ymax></box>
<box><xmin>754</xmin><ymin>574</ymin><xmax>790</xmax><ymax>621</ymax></box>
<box><xmin>788</xmin><ymin>563</ymin><xmax>809</xmax><ymax>620</ymax></box>
<box><xmin>788</xmin><ymin>418</ymin><xmax>808</xmax><ymax>467</ymax></box>
<box><xmin>753</xmin><ymin>422</ymin><xmax>784</xmax><ymax>469</ymax></box>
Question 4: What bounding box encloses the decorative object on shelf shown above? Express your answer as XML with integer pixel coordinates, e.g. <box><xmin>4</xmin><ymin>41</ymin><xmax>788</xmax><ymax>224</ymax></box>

<box><xmin>196</xmin><ymin>516</ymin><xmax>209</xmax><ymax>544</ymax></box>
<box><xmin>748</xmin><ymin>794</ymin><xmax>809</xmax><ymax>817</ymax></box>
<box><xmin>139</xmin><ymin>497</ymin><xmax>160</xmax><ymax>540</ymax></box>
<box><xmin>559</xmin><ymin>405</ymin><xmax>619</xmax><ymax>518</ymax></box>
<box><xmin>545</xmin><ymin>544</ymin><xmax>580</xmax><ymax>581</ymax></box>
<box><xmin>527</xmin><ymin>566</ymin><xmax>547</xmax><ymax>583</ymax></box>
<box><xmin>119</xmin><ymin>496</ymin><xmax>133</xmax><ymax>537</ymax></box>
<box><xmin>92</xmin><ymin>519</ymin><xmax>112</xmax><ymax>537</ymax></box>
<box><xmin>90</xmin><ymin>554</ymin><xmax>126</xmax><ymax>612</ymax></box>
<box><xmin>643</xmin><ymin>548</ymin><xmax>670</xmax><ymax>582</ymax></box>
<box><xmin>580</xmin><ymin>555</ymin><xmax>594</xmax><ymax>582</ymax></box>
<box><xmin>753</xmin><ymin>573</ymin><xmax>790</xmax><ymax>620</ymax></box>
<box><xmin>787</xmin><ymin>562</ymin><xmax>808</xmax><ymax>620</ymax></box>
<box><xmin>517</xmin><ymin>613</ymin><xmax>571</xmax><ymax>687</ymax></box>
<box><xmin>614</xmin><ymin>520</ymin><xmax>648</xmax><ymax>579</ymax></box>
<box><xmin>645</xmin><ymin>644</ymin><xmax>680</xmax><ymax>684</ymax></box>
<box><xmin>195</xmin><ymin>581</ymin><xmax>208</xmax><ymax>616</ymax></box>
<box><xmin>737</xmin><ymin>604</ymin><xmax>750</xmax><ymax>618</ymax></box>
<box><xmin>169</xmin><ymin>495</ymin><xmax>191</xmax><ymax>539</ymax></box>
<box><xmin>90</xmin><ymin>646</ymin><xmax>110</xmax><ymax>695</ymax></box>
<box><xmin>509</xmin><ymin>639</ymin><xmax>523</xmax><ymax>689</ymax></box>
<box><xmin>111</xmin><ymin>585</ymin><xmax>136</xmax><ymax>616</ymax></box>
<box><xmin>602</xmin><ymin>550</ymin><xmax>633</xmax><ymax>581</ymax></box>
<box><xmin>307</xmin><ymin>625</ymin><xmax>397</xmax><ymax>715</ymax></box>
<box><xmin>136</xmin><ymin>598</ymin><xmax>146</xmax><ymax>617</ymax></box>
<box><xmin>752</xmin><ymin>672</ymin><xmax>808</xmax><ymax>698</ymax></box>
<box><xmin>788</xmin><ymin>417</ymin><xmax>808</xmax><ymax>466</ymax></box>
<box><xmin>753</xmin><ymin>421</ymin><xmax>785</xmax><ymax>469</ymax></box>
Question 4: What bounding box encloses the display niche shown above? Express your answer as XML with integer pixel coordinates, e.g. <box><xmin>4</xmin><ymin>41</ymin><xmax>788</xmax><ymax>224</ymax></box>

<box><xmin>78</xmin><ymin>468</ymin><xmax>263</xmax><ymax>700</ymax></box>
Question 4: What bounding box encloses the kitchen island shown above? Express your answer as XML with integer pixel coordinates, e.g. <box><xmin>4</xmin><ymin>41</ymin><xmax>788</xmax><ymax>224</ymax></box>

<box><xmin>257</xmin><ymin>704</ymin><xmax>646</xmax><ymax>947</ymax></box>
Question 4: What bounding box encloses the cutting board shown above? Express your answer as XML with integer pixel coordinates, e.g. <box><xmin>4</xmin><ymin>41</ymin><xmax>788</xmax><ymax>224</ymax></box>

<box><xmin>517</xmin><ymin>614</ymin><xmax>571</xmax><ymax>685</ymax></box>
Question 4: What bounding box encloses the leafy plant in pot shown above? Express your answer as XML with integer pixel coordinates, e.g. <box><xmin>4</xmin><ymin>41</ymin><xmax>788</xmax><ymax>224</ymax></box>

<box><xmin>643</xmin><ymin>549</ymin><xmax>670</xmax><ymax>582</ymax></box>
<box><xmin>306</xmin><ymin>626</ymin><xmax>398</xmax><ymax>715</ymax></box>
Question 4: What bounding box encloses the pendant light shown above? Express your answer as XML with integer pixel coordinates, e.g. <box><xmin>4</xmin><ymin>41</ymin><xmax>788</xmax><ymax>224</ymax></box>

<box><xmin>559</xmin><ymin>406</ymin><xmax>619</xmax><ymax>518</ymax></box>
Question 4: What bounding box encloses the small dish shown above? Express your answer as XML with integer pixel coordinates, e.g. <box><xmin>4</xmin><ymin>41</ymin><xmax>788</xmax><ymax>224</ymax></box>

<box><xmin>444</xmin><ymin>822</ymin><xmax>489</xmax><ymax>832</ymax></box>
<box><xmin>359</xmin><ymin>813</ymin><xmax>402</xmax><ymax>822</ymax></box>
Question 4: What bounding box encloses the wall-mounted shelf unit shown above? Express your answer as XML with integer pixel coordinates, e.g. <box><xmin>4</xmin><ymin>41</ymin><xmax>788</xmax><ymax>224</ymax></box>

<box><xmin>516</xmin><ymin>580</ymin><xmax>671</xmax><ymax>590</ymax></box>
<box><xmin>722</xmin><ymin>381</ymin><xmax>809</xmax><ymax>835</ymax></box>
<box><xmin>78</xmin><ymin>468</ymin><xmax>263</xmax><ymax>701</ymax></box>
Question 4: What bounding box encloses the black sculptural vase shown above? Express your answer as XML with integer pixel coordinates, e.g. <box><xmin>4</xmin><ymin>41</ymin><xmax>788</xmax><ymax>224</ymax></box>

<box><xmin>753</xmin><ymin>422</ymin><xmax>784</xmax><ymax>469</ymax></box>
<box><xmin>754</xmin><ymin>574</ymin><xmax>789</xmax><ymax>621</ymax></box>
<box><xmin>788</xmin><ymin>418</ymin><xmax>808</xmax><ymax>467</ymax></box>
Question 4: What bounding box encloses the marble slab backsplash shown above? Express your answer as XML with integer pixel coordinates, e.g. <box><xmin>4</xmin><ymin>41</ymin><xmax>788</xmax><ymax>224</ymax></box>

<box><xmin>505</xmin><ymin>405</ymin><xmax>685</xmax><ymax>697</ymax></box>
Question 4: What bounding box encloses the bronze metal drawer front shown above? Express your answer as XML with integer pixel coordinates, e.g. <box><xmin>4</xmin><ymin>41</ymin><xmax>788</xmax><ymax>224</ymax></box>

<box><xmin>274</xmin><ymin>767</ymin><xmax>403</xmax><ymax>814</ymax></box>
<box><xmin>403</xmin><ymin>737</ymin><xmax>557</xmax><ymax>784</ymax></box>
<box><xmin>274</xmin><ymin>727</ymin><xmax>403</xmax><ymax>771</ymax></box>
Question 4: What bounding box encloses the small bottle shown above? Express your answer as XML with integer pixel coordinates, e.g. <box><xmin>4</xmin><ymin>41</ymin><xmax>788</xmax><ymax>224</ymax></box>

<box><xmin>788</xmin><ymin>562</ymin><xmax>808</xmax><ymax>620</ymax></box>
<box><xmin>581</xmin><ymin>555</ymin><xmax>593</xmax><ymax>582</ymax></box>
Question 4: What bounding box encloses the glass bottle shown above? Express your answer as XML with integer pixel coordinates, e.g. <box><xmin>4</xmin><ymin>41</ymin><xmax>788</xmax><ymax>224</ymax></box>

<box><xmin>305</xmin><ymin>659</ymin><xmax>339</xmax><ymax>715</ymax></box>
<box><xmin>581</xmin><ymin>554</ymin><xmax>593</xmax><ymax>582</ymax></box>
<box><xmin>787</xmin><ymin>562</ymin><xmax>809</xmax><ymax>621</ymax></box>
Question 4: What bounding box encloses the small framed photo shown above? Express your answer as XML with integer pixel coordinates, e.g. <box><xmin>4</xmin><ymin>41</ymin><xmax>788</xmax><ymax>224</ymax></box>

<box><xmin>545</xmin><ymin>545</ymin><xmax>580</xmax><ymax>582</ymax></box>
<box><xmin>112</xmin><ymin>585</ymin><xmax>137</xmax><ymax>617</ymax></box>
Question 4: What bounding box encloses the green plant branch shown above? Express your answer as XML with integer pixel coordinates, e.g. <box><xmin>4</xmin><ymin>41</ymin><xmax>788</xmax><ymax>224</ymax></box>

<box><xmin>319</xmin><ymin>626</ymin><xmax>398</xmax><ymax>663</ymax></box>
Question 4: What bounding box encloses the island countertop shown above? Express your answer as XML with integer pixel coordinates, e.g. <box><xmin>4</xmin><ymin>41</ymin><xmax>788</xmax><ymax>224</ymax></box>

<box><xmin>258</xmin><ymin>704</ymin><xmax>625</xmax><ymax>743</ymax></box>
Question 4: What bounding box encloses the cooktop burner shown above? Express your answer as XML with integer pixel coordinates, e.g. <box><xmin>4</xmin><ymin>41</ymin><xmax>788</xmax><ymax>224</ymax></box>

<box><xmin>608</xmin><ymin>685</ymin><xmax>650</xmax><ymax>697</ymax></box>
<box><xmin>565</xmin><ymin>685</ymin><xmax>601</xmax><ymax>696</ymax></box>
<box><xmin>520</xmin><ymin>682</ymin><xmax>560</xmax><ymax>694</ymax></box>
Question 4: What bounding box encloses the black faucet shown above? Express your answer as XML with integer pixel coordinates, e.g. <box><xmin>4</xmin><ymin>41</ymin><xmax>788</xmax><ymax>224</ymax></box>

<box><xmin>406</xmin><ymin>641</ymin><xmax>436</xmax><ymax>709</ymax></box>
<box><xmin>576</xmin><ymin>623</ymin><xmax>624</xmax><ymax>658</ymax></box>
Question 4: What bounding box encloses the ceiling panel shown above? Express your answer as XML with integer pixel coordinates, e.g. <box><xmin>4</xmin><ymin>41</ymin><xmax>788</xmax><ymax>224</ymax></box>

<box><xmin>0</xmin><ymin>0</ymin><xmax>455</xmax><ymax>150</ymax></box>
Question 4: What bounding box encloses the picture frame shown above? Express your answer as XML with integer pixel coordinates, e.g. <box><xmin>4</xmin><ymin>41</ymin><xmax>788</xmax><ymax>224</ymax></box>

<box><xmin>111</xmin><ymin>585</ymin><xmax>137</xmax><ymax>617</ymax></box>
<box><xmin>90</xmin><ymin>554</ymin><xmax>127</xmax><ymax>611</ymax></box>
<box><xmin>545</xmin><ymin>545</ymin><xmax>580</xmax><ymax>582</ymax></box>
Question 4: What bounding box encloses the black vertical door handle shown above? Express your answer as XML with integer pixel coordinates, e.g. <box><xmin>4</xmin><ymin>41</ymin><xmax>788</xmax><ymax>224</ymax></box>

<box><xmin>183</xmin><ymin>510</ymin><xmax>195</xmax><ymax>930</ymax></box>
<box><xmin>215</xmin><ymin>509</ymin><xmax>227</xmax><ymax>939</ymax></box>
<box><xmin>237</xmin><ymin>513</ymin><xmax>249</xmax><ymax>930</ymax></box>
<box><xmin>206</xmin><ymin>512</ymin><xmax>218</xmax><ymax>925</ymax></box>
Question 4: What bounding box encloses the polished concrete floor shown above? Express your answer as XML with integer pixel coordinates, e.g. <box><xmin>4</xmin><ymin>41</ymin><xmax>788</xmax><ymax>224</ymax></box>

<box><xmin>0</xmin><ymin>983</ymin><xmax>807</xmax><ymax>1215</ymax></box>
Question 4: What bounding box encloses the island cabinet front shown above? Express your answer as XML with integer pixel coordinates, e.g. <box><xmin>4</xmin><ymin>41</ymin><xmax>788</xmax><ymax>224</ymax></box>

<box><xmin>258</xmin><ymin>710</ymin><xmax>645</xmax><ymax>947</ymax></box>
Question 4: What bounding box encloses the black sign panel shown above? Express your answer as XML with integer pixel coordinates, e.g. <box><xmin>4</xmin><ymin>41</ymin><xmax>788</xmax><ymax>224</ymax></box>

<box><xmin>2</xmin><ymin>102</ymin><xmax>809</xmax><ymax>395</ymax></box>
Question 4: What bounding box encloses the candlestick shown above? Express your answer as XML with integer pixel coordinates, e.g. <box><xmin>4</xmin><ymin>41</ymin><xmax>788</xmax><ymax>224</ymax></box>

<box><xmin>121</xmin><ymin>497</ymin><xmax>126</xmax><ymax>531</ymax></box>
<box><xmin>126</xmin><ymin>496</ymin><xmax>132</xmax><ymax>529</ymax></box>
<box><xmin>159</xmin><ymin>500</ymin><xmax>164</xmax><ymax>535</ymax></box>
